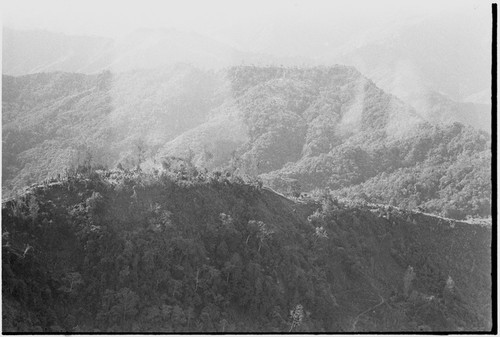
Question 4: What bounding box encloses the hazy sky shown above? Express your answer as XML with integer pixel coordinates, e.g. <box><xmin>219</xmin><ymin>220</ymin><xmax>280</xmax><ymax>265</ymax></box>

<box><xmin>3</xmin><ymin>0</ymin><xmax>486</xmax><ymax>38</ymax></box>
<box><xmin>2</xmin><ymin>0</ymin><xmax>491</xmax><ymax>61</ymax></box>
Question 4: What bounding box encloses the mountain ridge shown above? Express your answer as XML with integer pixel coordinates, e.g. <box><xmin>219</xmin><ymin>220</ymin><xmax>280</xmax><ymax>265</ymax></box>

<box><xmin>4</xmin><ymin>26</ymin><xmax>490</xmax><ymax>131</ymax></box>
<box><xmin>2</xmin><ymin>66</ymin><xmax>491</xmax><ymax>220</ymax></box>
<box><xmin>1</xmin><ymin>167</ymin><xmax>492</xmax><ymax>332</ymax></box>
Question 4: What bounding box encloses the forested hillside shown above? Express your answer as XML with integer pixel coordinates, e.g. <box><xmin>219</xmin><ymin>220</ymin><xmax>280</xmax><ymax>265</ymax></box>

<box><xmin>2</xmin><ymin>65</ymin><xmax>223</xmax><ymax>197</ymax></box>
<box><xmin>263</xmin><ymin>123</ymin><xmax>491</xmax><ymax>219</ymax></box>
<box><xmin>160</xmin><ymin>66</ymin><xmax>491</xmax><ymax>219</ymax></box>
<box><xmin>5</xmin><ymin>21</ymin><xmax>490</xmax><ymax>132</ymax></box>
<box><xmin>3</xmin><ymin>2</ymin><xmax>492</xmax><ymax>334</ymax></box>
<box><xmin>3</xmin><ymin>65</ymin><xmax>491</xmax><ymax>220</ymax></box>
<box><xmin>2</xmin><ymin>167</ymin><xmax>492</xmax><ymax>332</ymax></box>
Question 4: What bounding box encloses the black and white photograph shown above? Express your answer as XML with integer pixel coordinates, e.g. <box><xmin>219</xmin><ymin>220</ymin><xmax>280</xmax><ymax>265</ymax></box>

<box><xmin>1</xmin><ymin>0</ymin><xmax>494</xmax><ymax>333</ymax></box>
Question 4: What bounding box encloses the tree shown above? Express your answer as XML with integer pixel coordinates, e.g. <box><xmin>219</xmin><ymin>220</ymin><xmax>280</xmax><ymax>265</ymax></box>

<box><xmin>59</xmin><ymin>272</ymin><xmax>84</xmax><ymax>293</ymax></box>
<box><xmin>216</xmin><ymin>241</ymin><xmax>229</xmax><ymax>261</ymax></box>
<box><xmin>109</xmin><ymin>288</ymin><xmax>140</xmax><ymax>326</ymax></box>
<box><xmin>314</xmin><ymin>226</ymin><xmax>328</xmax><ymax>240</ymax></box>
<box><xmin>134</xmin><ymin>139</ymin><xmax>147</xmax><ymax>168</ymax></box>
<box><xmin>403</xmin><ymin>266</ymin><xmax>416</xmax><ymax>297</ymax></box>
<box><xmin>289</xmin><ymin>304</ymin><xmax>304</xmax><ymax>332</ymax></box>
<box><xmin>248</xmin><ymin>220</ymin><xmax>274</xmax><ymax>253</ymax></box>
<box><xmin>171</xmin><ymin>305</ymin><xmax>187</xmax><ymax>330</ymax></box>
<box><xmin>86</xmin><ymin>192</ymin><xmax>104</xmax><ymax>221</ymax></box>
<box><xmin>28</xmin><ymin>195</ymin><xmax>39</xmax><ymax>225</ymax></box>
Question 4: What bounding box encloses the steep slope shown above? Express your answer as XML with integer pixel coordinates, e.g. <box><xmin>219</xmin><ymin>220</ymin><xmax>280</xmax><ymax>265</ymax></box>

<box><xmin>158</xmin><ymin>66</ymin><xmax>491</xmax><ymax>219</ymax></box>
<box><xmin>4</xmin><ymin>14</ymin><xmax>491</xmax><ymax>131</ymax></box>
<box><xmin>335</xmin><ymin>136</ymin><xmax>491</xmax><ymax>219</ymax></box>
<box><xmin>331</xmin><ymin>12</ymin><xmax>491</xmax><ymax>130</ymax></box>
<box><xmin>336</xmin><ymin>10</ymin><xmax>490</xmax><ymax>101</ymax></box>
<box><xmin>160</xmin><ymin>65</ymin><xmax>423</xmax><ymax>170</ymax></box>
<box><xmin>1</xmin><ymin>168</ymin><xmax>492</xmax><ymax>332</ymax></box>
<box><xmin>264</xmin><ymin>122</ymin><xmax>491</xmax><ymax>219</ymax></box>
<box><xmin>3</xmin><ymin>65</ymin><xmax>491</xmax><ymax>219</ymax></box>
<box><xmin>2</xmin><ymin>65</ymin><xmax>223</xmax><ymax>196</ymax></box>
<box><xmin>410</xmin><ymin>91</ymin><xmax>490</xmax><ymax>132</ymax></box>
<box><xmin>157</xmin><ymin>107</ymin><xmax>249</xmax><ymax>170</ymax></box>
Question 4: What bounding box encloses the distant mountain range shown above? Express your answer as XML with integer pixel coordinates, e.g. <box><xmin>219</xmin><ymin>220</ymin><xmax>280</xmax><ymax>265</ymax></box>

<box><xmin>3</xmin><ymin>28</ymin><xmax>114</xmax><ymax>75</ymax></box>
<box><xmin>2</xmin><ymin>27</ymin><xmax>286</xmax><ymax>74</ymax></box>
<box><xmin>3</xmin><ymin>26</ymin><xmax>491</xmax><ymax>131</ymax></box>
<box><xmin>332</xmin><ymin>14</ymin><xmax>490</xmax><ymax>102</ymax></box>
<box><xmin>329</xmin><ymin>13</ymin><xmax>491</xmax><ymax>129</ymax></box>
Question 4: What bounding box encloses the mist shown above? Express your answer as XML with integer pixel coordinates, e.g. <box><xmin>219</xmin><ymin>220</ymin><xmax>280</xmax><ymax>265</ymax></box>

<box><xmin>3</xmin><ymin>0</ymin><xmax>491</xmax><ymax>99</ymax></box>
<box><xmin>2</xmin><ymin>0</ymin><xmax>493</xmax><ymax>189</ymax></box>
<box><xmin>3</xmin><ymin>0</ymin><xmax>489</xmax><ymax>55</ymax></box>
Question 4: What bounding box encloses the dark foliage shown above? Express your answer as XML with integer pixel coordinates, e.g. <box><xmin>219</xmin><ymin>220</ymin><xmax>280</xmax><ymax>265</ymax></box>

<box><xmin>2</xmin><ymin>168</ymin><xmax>491</xmax><ymax>332</ymax></box>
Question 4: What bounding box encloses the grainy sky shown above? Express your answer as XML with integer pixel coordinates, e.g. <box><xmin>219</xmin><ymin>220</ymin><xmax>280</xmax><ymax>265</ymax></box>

<box><xmin>2</xmin><ymin>0</ymin><xmax>487</xmax><ymax>39</ymax></box>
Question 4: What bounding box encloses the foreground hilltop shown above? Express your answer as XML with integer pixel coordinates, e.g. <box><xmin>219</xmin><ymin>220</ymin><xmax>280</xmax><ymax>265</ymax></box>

<box><xmin>2</xmin><ymin>166</ymin><xmax>492</xmax><ymax>332</ymax></box>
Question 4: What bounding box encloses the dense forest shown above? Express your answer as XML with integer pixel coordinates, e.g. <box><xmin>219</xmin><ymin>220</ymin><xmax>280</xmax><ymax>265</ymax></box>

<box><xmin>163</xmin><ymin>66</ymin><xmax>491</xmax><ymax>220</ymax></box>
<box><xmin>3</xmin><ymin>66</ymin><xmax>491</xmax><ymax>221</ymax></box>
<box><xmin>2</xmin><ymin>66</ymin><xmax>223</xmax><ymax>196</ymax></box>
<box><xmin>2</xmin><ymin>164</ymin><xmax>492</xmax><ymax>332</ymax></box>
<box><xmin>263</xmin><ymin>123</ymin><xmax>491</xmax><ymax>219</ymax></box>
<box><xmin>2</xmin><ymin>65</ymin><xmax>492</xmax><ymax>332</ymax></box>
<box><xmin>3</xmin><ymin>0</ymin><xmax>495</xmax><ymax>330</ymax></box>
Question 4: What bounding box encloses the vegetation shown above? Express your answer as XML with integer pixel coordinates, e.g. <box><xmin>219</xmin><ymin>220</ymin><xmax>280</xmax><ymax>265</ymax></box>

<box><xmin>2</xmin><ymin>165</ymin><xmax>492</xmax><ymax>332</ymax></box>
<box><xmin>2</xmin><ymin>65</ymin><xmax>222</xmax><ymax>197</ymax></box>
<box><xmin>3</xmin><ymin>66</ymin><xmax>491</xmax><ymax>220</ymax></box>
<box><xmin>2</xmin><ymin>65</ymin><xmax>492</xmax><ymax>332</ymax></box>
<box><xmin>224</xmin><ymin>67</ymin><xmax>491</xmax><ymax>219</ymax></box>
<box><xmin>268</xmin><ymin>123</ymin><xmax>491</xmax><ymax>219</ymax></box>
